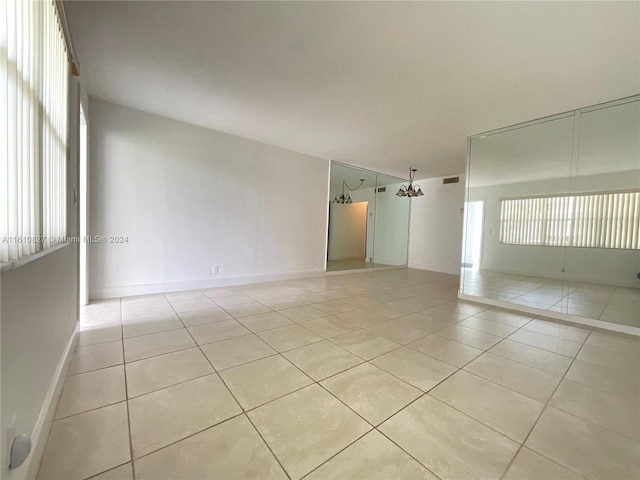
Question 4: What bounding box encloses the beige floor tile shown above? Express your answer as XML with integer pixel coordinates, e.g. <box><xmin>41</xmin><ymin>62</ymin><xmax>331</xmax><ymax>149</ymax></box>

<box><xmin>261</xmin><ymin>297</ymin><xmax>305</xmax><ymax>311</ymax></box>
<box><xmin>164</xmin><ymin>290</ymin><xmax>207</xmax><ymax>302</ymax></box>
<box><xmin>367</xmin><ymin>319</ymin><xmax>431</xmax><ymax>344</ymax></box>
<box><xmin>431</xmin><ymin>370</ymin><xmax>544</xmax><ymax>442</ymax></box>
<box><xmin>187</xmin><ymin>319</ymin><xmax>251</xmax><ymax>345</ymax></box>
<box><xmin>56</xmin><ymin>365</ymin><xmax>126</xmax><ymax>419</ymax></box>
<box><xmin>201</xmin><ymin>286</ymin><xmax>241</xmax><ymax>298</ymax></box>
<box><xmin>212</xmin><ymin>293</ymin><xmax>254</xmax><ymax>306</ymax></box>
<box><xmin>523</xmin><ymin>319</ymin><xmax>591</xmax><ymax>343</ymax></box>
<box><xmin>67</xmin><ymin>341</ymin><xmax>123</xmax><ymax>375</ymax></box>
<box><xmin>321</xmin><ymin>363</ymin><xmax>422</xmax><ymax>425</ymax></box>
<box><xmin>565</xmin><ymin>359</ymin><xmax>640</xmax><ymax>401</ymax></box>
<box><xmin>434</xmin><ymin>325</ymin><xmax>502</xmax><ymax>350</ymax></box>
<box><xmin>526</xmin><ymin>407</ymin><xmax>640</xmax><ymax>480</ymax></box>
<box><xmin>399</xmin><ymin>314</ymin><xmax>453</xmax><ymax>334</ymax></box>
<box><xmin>340</xmin><ymin>294</ymin><xmax>384</xmax><ymax>308</ymax></box>
<box><xmin>503</xmin><ymin>448</ymin><xmax>583</xmax><ymax>480</ymax></box>
<box><xmin>362</xmin><ymin>303</ymin><xmax>406</xmax><ymax>320</ymax></box>
<box><xmin>371</xmin><ymin>347</ymin><xmax>456</xmax><ymax>391</ymax></box>
<box><xmin>225</xmin><ymin>302</ymin><xmax>272</xmax><ymax>318</ymax></box>
<box><xmin>282</xmin><ymin>340</ymin><xmax>363</xmax><ymax>381</ymax></box>
<box><xmin>121</xmin><ymin>294</ymin><xmax>167</xmax><ymax>308</ymax></box>
<box><xmin>576</xmin><ymin>343</ymin><xmax>640</xmax><ymax>372</ymax></box>
<box><xmin>170</xmin><ymin>297</ymin><xmax>218</xmax><ymax>313</ymax></box>
<box><xmin>80</xmin><ymin>309</ymin><xmax>122</xmax><ymax>329</ymax></box>
<box><xmin>334</xmin><ymin>308</ymin><xmax>389</xmax><ymax>328</ymax></box>
<box><xmin>129</xmin><ymin>374</ymin><xmax>241</xmax><ymax>457</ymax></box>
<box><xmin>457</xmin><ymin>316</ymin><xmax>519</xmax><ymax>337</ymax></box>
<box><xmin>306</xmin><ymin>430</ymin><xmax>437</xmax><ymax>480</ymax></box>
<box><xmin>408</xmin><ymin>334</ymin><xmax>483</xmax><ymax>367</ymax></box>
<box><xmin>489</xmin><ymin>339</ymin><xmax>573</xmax><ymax>376</ymax></box>
<box><xmin>122</xmin><ymin>303</ymin><xmax>175</xmax><ymax>322</ymax></box>
<box><xmin>474</xmin><ymin>309</ymin><xmax>534</xmax><ymax>327</ymax></box>
<box><xmin>89</xmin><ymin>463</ymin><xmax>134</xmax><ymax>480</ymax></box>
<box><xmin>550</xmin><ymin>379</ymin><xmax>640</xmax><ymax>441</ymax></box>
<box><xmin>126</xmin><ymin>347</ymin><xmax>214</xmax><ymax>398</ymax></box>
<box><xmin>508</xmin><ymin>329</ymin><xmax>582</xmax><ymax>357</ymax></box>
<box><xmin>122</xmin><ymin>314</ymin><xmax>183</xmax><ymax>338</ymax></box>
<box><xmin>134</xmin><ymin>415</ymin><xmax>287</xmax><ymax>480</ymax></box>
<box><xmin>237</xmin><ymin>311</ymin><xmax>293</xmax><ymax>332</ymax></box>
<box><xmin>78</xmin><ymin>324</ymin><xmax>122</xmax><ymax>347</ymax></box>
<box><xmin>312</xmin><ymin>300</ymin><xmax>357</xmax><ymax>315</ymax></box>
<box><xmin>332</xmin><ymin>330</ymin><xmax>401</xmax><ymax>360</ymax></box>
<box><xmin>257</xmin><ymin>324</ymin><xmax>323</xmax><ymax>351</ymax></box>
<box><xmin>178</xmin><ymin>307</ymin><xmax>233</xmax><ymax>327</ymax></box>
<box><xmin>465</xmin><ymin>353</ymin><xmax>561</xmax><ymax>402</ymax></box>
<box><xmin>379</xmin><ymin>395</ymin><xmax>518</xmax><ymax>480</ymax></box>
<box><xmin>38</xmin><ymin>403</ymin><xmax>130</xmax><ymax>480</ymax></box>
<box><xmin>248</xmin><ymin>384</ymin><xmax>371</xmax><ymax>480</ymax></box>
<box><xmin>219</xmin><ymin>355</ymin><xmax>313</xmax><ymax>410</ymax></box>
<box><xmin>200</xmin><ymin>334</ymin><xmax>276</xmax><ymax>371</ymax></box>
<box><xmin>584</xmin><ymin>330</ymin><xmax>640</xmax><ymax>354</ymax></box>
<box><xmin>300</xmin><ymin>316</ymin><xmax>358</xmax><ymax>338</ymax></box>
<box><xmin>279</xmin><ymin>305</ymin><xmax>327</xmax><ymax>322</ymax></box>
<box><xmin>124</xmin><ymin>329</ymin><xmax>195</xmax><ymax>362</ymax></box>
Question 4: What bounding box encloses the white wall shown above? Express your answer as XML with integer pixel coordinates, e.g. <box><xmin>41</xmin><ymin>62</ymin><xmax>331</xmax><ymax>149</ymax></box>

<box><xmin>327</xmin><ymin>202</ymin><xmax>367</xmax><ymax>260</ymax></box>
<box><xmin>89</xmin><ymin>99</ymin><xmax>330</xmax><ymax>298</ymax></box>
<box><xmin>408</xmin><ymin>175</ymin><xmax>465</xmax><ymax>274</ymax></box>
<box><xmin>469</xmin><ymin>171</ymin><xmax>640</xmax><ymax>286</ymax></box>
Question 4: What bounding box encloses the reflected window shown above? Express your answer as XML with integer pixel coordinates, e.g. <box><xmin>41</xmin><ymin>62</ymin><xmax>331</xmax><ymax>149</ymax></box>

<box><xmin>500</xmin><ymin>191</ymin><xmax>640</xmax><ymax>249</ymax></box>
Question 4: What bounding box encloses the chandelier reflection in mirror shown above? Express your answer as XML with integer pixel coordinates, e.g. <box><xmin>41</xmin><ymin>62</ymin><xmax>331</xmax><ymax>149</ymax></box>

<box><xmin>333</xmin><ymin>178</ymin><xmax>365</xmax><ymax>204</ymax></box>
<box><xmin>396</xmin><ymin>166</ymin><xmax>424</xmax><ymax>197</ymax></box>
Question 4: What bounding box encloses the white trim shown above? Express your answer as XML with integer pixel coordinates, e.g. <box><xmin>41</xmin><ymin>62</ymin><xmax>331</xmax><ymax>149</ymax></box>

<box><xmin>90</xmin><ymin>270</ymin><xmax>328</xmax><ymax>299</ymax></box>
<box><xmin>458</xmin><ymin>293</ymin><xmax>640</xmax><ymax>337</ymax></box>
<box><xmin>21</xmin><ymin>321</ymin><xmax>78</xmax><ymax>480</ymax></box>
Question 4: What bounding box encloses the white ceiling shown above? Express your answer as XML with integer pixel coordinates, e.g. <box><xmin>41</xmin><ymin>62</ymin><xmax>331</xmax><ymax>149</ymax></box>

<box><xmin>65</xmin><ymin>1</ymin><xmax>640</xmax><ymax>179</ymax></box>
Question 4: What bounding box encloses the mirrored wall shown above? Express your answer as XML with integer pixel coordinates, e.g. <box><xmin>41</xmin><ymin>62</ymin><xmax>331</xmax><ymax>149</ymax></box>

<box><xmin>461</xmin><ymin>96</ymin><xmax>640</xmax><ymax>332</ymax></box>
<box><xmin>327</xmin><ymin>162</ymin><xmax>410</xmax><ymax>271</ymax></box>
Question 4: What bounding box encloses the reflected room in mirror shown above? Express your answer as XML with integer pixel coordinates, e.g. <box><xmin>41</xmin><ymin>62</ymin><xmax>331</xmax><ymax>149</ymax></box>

<box><xmin>460</xmin><ymin>96</ymin><xmax>640</xmax><ymax>333</ymax></box>
<box><xmin>327</xmin><ymin>162</ymin><xmax>410</xmax><ymax>272</ymax></box>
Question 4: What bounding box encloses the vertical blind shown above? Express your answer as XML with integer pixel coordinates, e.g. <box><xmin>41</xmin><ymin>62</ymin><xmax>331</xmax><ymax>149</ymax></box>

<box><xmin>1</xmin><ymin>0</ymin><xmax>69</xmax><ymax>263</ymax></box>
<box><xmin>500</xmin><ymin>191</ymin><xmax>640</xmax><ymax>250</ymax></box>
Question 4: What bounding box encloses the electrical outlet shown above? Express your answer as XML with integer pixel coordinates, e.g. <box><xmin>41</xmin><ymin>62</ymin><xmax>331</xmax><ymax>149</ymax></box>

<box><xmin>211</xmin><ymin>265</ymin><xmax>219</xmax><ymax>274</ymax></box>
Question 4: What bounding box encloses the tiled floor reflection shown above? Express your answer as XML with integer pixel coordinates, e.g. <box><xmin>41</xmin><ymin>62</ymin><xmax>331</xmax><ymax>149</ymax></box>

<box><xmin>462</xmin><ymin>269</ymin><xmax>640</xmax><ymax>328</ymax></box>
<box><xmin>38</xmin><ymin>269</ymin><xmax>640</xmax><ymax>479</ymax></box>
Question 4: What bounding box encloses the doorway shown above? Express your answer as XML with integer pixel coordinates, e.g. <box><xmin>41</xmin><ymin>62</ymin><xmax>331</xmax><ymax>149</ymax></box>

<box><xmin>327</xmin><ymin>202</ymin><xmax>369</xmax><ymax>271</ymax></box>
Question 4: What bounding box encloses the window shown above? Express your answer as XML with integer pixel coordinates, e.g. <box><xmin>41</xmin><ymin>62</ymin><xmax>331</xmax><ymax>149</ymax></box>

<box><xmin>1</xmin><ymin>0</ymin><xmax>69</xmax><ymax>263</ymax></box>
<box><xmin>499</xmin><ymin>191</ymin><xmax>640</xmax><ymax>250</ymax></box>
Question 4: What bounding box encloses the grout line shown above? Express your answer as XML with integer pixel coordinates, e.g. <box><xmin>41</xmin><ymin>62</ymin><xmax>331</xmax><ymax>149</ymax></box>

<box><xmin>117</xmin><ymin>298</ymin><xmax>136</xmax><ymax>480</ymax></box>
<box><xmin>497</xmin><ymin>327</ymin><xmax>592</xmax><ymax>480</ymax></box>
<box><xmin>75</xmin><ymin>274</ymin><xmax>632</xmax><ymax>480</ymax></box>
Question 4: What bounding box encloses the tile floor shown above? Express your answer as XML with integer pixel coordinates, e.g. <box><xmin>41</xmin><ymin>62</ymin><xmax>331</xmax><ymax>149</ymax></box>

<box><xmin>38</xmin><ymin>268</ymin><xmax>640</xmax><ymax>479</ymax></box>
<box><xmin>462</xmin><ymin>268</ymin><xmax>640</xmax><ymax>328</ymax></box>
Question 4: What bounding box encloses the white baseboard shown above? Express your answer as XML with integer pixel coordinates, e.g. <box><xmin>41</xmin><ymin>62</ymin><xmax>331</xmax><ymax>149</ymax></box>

<box><xmin>458</xmin><ymin>293</ymin><xmax>640</xmax><ymax>337</ymax></box>
<box><xmin>21</xmin><ymin>321</ymin><xmax>78</xmax><ymax>480</ymax></box>
<box><xmin>89</xmin><ymin>269</ymin><xmax>327</xmax><ymax>299</ymax></box>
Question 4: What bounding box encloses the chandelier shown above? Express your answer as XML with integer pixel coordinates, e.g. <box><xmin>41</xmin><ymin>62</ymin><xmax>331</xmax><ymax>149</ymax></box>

<box><xmin>333</xmin><ymin>178</ymin><xmax>365</xmax><ymax>204</ymax></box>
<box><xmin>396</xmin><ymin>166</ymin><xmax>424</xmax><ymax>197</ymax></box>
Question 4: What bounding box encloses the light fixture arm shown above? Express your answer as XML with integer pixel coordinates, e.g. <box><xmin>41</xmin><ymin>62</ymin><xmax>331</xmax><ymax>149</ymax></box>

<box><xmin>396</xmin><ymin>166</ymin><xmax>424</xmax><ymax>198</ymax></box>
<box><xmin>342</xmin><ymin>178</ymin><xmax>365</xmax><ymax>194</ymax></box>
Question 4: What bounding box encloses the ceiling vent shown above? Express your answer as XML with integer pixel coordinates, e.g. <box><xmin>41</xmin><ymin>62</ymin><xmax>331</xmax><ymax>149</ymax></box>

<box><xmin>377</xmin><ymin>187</ymin><xmax>386</xmax><ymax>192</ymax></box>
<box><xmin>443</xmin><ymin>177</ymin><xmax>460</xmax><ymax>184</ymax></box>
